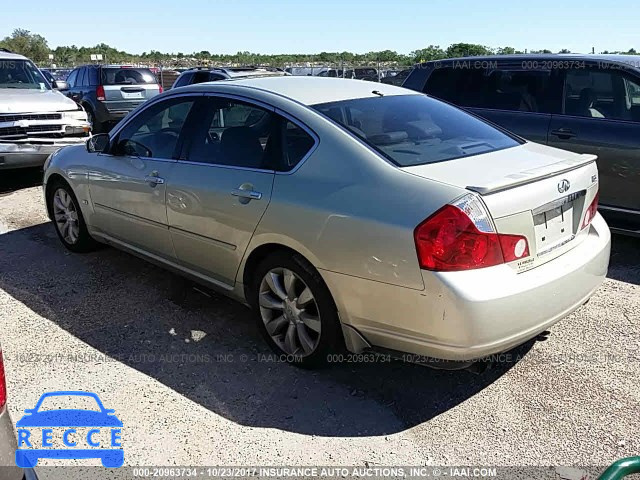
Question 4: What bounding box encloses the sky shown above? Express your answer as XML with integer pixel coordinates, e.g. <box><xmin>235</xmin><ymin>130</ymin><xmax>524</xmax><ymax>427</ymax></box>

<box><xmin>3</xmin><ymin>0</ymin><xmax>638</xmax><ymax>55</ymax></box>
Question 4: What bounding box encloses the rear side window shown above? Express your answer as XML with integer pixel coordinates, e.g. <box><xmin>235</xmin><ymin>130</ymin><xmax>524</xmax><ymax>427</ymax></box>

<box><xmin>564</xmin><ymin>68</ymin><xmax>640</xmax><ymax>121</ymax></box>
<box><xmin>426</xmin><ymin>66</ymin><xmax>553</xmax><ymax>113</ymax></box>
<box><xmin>313</xmin><ymin>94</ymin><xmax>520</xmax><ymax>167</ymax></box>
<box><xmin>281</xmin><ymin>121</ymin><xmax>315</xmax><ymax>171</ymax></box>
<box><xmin>102</xmin><ymin>68</ymin><xmax>157</xmax><ymax>85</ymax></box>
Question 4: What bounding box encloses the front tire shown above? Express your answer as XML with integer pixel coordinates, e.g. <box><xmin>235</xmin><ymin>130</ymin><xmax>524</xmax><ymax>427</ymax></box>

<box><xmin>47</xmin><ymin>179</ymin><xmax>100</xmax><ymax>253</ymax></box>
<box><xmin>250</xmin><ymin>251</ymin><xmax>343</xmax><ymax>368</ymax></box>
<box><xmin>86</xmin><ymin>106</ymin><xmax>103</xmax><ymax>134</ymax></box>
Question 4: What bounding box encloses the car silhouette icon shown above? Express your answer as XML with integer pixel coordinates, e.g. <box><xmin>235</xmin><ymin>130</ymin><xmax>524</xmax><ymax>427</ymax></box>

<box><xmin>15</xmin><ymin>391</ymin><xmax>123</xmax><ymax>468</ymax></box>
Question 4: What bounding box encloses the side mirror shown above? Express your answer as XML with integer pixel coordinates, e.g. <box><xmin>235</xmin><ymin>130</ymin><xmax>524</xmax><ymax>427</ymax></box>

<box><xmin>53</xmin><ymin>80</ymin><xmax>68</xmax><ymax>91</ymax></box>
<box><xmin>86</xmin><ymin>134</ymin><xmax>110</xmax><ymax>153</ymax></box>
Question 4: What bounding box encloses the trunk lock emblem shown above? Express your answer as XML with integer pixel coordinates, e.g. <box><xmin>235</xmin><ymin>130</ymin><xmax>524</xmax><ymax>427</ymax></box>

<box><xmin>558</xmin><ymin>179</ymin><xmax>570</xmax><ymax>193</ymax></box>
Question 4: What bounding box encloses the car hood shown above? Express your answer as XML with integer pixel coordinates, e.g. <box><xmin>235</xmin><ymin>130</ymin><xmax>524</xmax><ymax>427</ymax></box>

<box><xmin>16</xmin><ymin>410</ymin><xmax>123</xmax><ymax>427</ymax></box>
<box><xmin>0</xmin><ymin>88</ymin><xmax>79</xmax><ymax>114</ymax></box>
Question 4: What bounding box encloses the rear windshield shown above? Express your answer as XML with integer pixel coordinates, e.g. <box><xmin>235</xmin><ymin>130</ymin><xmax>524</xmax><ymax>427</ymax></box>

<box><xmin>101</xmin><ymin>67</ymin><xmax>157</xmax><ymax>86</ymax></box>
<box><xmin>312</xmin><ymin>94</ymin><xmax>521</xmax><ymax>167</ymax></box>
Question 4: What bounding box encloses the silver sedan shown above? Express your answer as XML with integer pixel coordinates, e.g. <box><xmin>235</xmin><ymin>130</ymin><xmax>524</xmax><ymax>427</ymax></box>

<box><xmin>43</xmin><ymin>77</ymin><xmax>611</xmax><ymax>369</ymax></box>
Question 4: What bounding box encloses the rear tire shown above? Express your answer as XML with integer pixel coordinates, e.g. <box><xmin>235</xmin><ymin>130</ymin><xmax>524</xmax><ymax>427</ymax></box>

<box><xmin>249</xmin><ymin>251</ymin><xmax>344</xmax><ymax>368</ymax></box>
<box><xmin>47</xmin><ymin>179</ymin><xmax>101</xmax><ymax>253</ymax></box>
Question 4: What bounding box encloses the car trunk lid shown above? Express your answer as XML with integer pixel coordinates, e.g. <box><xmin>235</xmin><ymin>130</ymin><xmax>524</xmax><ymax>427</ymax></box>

<box><xmin>403</xmin><ymin>142</ymin><xmax>600</xmax><ymax>272</ymax></box>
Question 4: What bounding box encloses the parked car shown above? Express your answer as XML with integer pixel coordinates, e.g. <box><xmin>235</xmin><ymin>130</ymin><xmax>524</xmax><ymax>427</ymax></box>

<box><xmin>316</xmin><ymin>69</ymin><xmax>344</xmax><ymax>78</ymax></box>
<box><xmin>61</xmin><ymin>65</ymin><xmax>162</xmax><ymax>133</ymax></box>
<box><xmin>0</xmin><ymin>345</ymin><xmax>38</xmax><ymax>479</ymax></box>
<box><xmin>172</xmin><ymin>66</ymin><xmax>286</xmax><ymax>89</ymax></box>
<box><xmin>317</xmin><ymin>68</ymin><xmax>379</xmax><ymax>81</ymax></box>
<box><xmin>43</xmin><ymin>77</ymin><xmax>610</xmax><ymax>369</ymax></box>
<box><xmin>38</xmin><ymin>69</ymin><xmax>55</xmax><ymax>87</ymax></box>
<box><xmin>49</xmin><ymin>69</ymin><xmax>71</xmax><ymax>82</ymax></box>
<box><xmin>403</xmin><ymin>54</ymin><xmax>640</xmax><ymax>235</ymax></box>
<box><xmin>0</xmin><ymin>49</ymin><xmax>90</xmax><ymax>170</ymax></box>
<box><xmin>285</xmin><ymin>67</ymin><xmax>325</xmax><ymax>76</ymax></box>
<box><xmin>341</xmin><ymin>68</ymin><xmax>378</xmax><ymax>80</ymax></box>
<box><xmin>381</xmin><ymin>68</ymin><xmax>412</xmax><ymax>86</ymax></box>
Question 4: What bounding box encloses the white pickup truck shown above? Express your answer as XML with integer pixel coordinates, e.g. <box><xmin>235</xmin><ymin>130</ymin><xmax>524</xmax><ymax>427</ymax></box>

<box><xmin>0</xmin><ymin>49</ymin><xmax>90</xmax><ymax>170</ymax></box>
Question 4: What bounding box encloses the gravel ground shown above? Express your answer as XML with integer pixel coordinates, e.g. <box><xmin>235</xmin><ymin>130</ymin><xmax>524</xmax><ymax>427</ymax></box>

<box><xmin>0</xmin><ymin>170</ymin><xmax>638</xmax><ymax>478</ymax></box>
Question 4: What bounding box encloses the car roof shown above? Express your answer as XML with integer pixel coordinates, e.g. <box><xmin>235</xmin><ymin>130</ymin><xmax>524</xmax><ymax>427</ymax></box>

<box><xmin>421</xmin><ymin>53</ymin><xmax>640</xmax><ymax>69</ymax></box>
<box><xmin>185</xmin><ymin>76</ymin><xmax>420</xmax><ymax>105</ymax></box>
<box><xmin>0</xmin><ymin>50</ymin><xmax>28</xmax><ymax>61</ymax></box>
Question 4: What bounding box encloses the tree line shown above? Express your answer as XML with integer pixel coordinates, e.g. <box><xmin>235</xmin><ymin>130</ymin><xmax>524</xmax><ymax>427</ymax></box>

<box><xmin>1</xmin><ymin>28</ymin><xmax>638</xmax><ymax>67</ymax></box>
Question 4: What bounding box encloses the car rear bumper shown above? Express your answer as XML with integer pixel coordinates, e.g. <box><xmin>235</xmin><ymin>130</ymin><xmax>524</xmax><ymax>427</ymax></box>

<box><xmin>0</xmin><ymin>407</ymin><xmax>23</xmax><ymax>480</ymax></box>
<box><xmin>0</xmin><ymin>141</ymin><xmax>85</xmax><ymax>170</ymax></box>
<box><xmin>324</xmin><ymin>213</ymin><xmax>611</xmax><ymax>362</ymax></box>
<box><xmin>96</xmin><ymin>101</ymin><xmax>144</xmax><ymax>123</ymax></box>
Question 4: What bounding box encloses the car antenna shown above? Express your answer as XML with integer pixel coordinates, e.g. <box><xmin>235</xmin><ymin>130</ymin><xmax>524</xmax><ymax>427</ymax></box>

<box><xmin>372</xmin><ymin>90</ymin><xmax>384</xmax><ymax>97</ymax></box>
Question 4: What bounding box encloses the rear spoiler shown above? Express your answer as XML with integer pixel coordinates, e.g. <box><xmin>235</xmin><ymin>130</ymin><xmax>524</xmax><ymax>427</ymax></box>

<box><xmin>466</xmin><ymin>154</ymin><xmax>597</xmax><ymax>195</ymax></box>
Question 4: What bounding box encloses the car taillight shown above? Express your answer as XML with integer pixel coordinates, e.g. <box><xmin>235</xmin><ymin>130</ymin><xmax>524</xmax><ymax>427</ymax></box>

<box><xmin>414</xmin><ymin>194</ymin><xmax>529</xmax><ymax>272</ymax></box>
<box><xmin>582</xmin><ymin>191</ymin><xmax>599</xmax><ymax>229</ymax></box>
<box><xmin>96</xmin><ymin>85</ymin><xmax>105</xmax><ymax>101</ymax></box>
<box><xmin>158</xmin><ymin>84</ymin><xmax>163</xmax><ymax>94</ymax></box>
<box><xmin>0</xmin><ymin>351</ymin><xmax>6</xmax><ymax>410</ymax></box>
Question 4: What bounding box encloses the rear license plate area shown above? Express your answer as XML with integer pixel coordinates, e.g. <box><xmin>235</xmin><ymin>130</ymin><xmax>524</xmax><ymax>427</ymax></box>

<box><xmin>121</xmin><ymin>91</ymin><xmax>143</xmax><ymax>99</ymax></box>
<box><xmin>533</xmin><ymin>202</ymin><xmax>575</xmax><ymax>256</ymax></box>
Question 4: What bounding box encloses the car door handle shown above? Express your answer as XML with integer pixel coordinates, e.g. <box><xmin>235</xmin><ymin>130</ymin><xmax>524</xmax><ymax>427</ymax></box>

<box><xmin>550</xmin><ymin>128</ymin><xmax>576</xmax><ymax>139</ymax></box>
<box><xmin>231</xmin><ymin>189</ymin><xmax>262</xmax><ymax>200</ymax></box>
<box><xmin>144</xmin><ymin>175</ymin><xmax>165</xmax><ymax>186</ymax></box>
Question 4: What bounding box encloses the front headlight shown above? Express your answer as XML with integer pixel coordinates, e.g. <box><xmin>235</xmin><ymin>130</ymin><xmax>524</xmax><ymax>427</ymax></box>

<box><xmin>62</xmin><ymin>110</ymin><xmax>89</xmax><ymax>122</ymax></box>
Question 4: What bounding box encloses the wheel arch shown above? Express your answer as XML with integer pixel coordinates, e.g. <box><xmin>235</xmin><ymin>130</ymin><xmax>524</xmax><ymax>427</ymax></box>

<box><xmin>242</xmin><ymin>243</ymin><xmax>306</xmax><ymax>295</ymax></box>
<box><xmin>44</xmin><ymin>173</ymin><xmax>70</xmax><ymax>220</ymax></box>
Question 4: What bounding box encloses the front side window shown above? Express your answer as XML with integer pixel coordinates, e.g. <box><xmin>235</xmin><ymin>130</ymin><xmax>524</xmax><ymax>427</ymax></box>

<box><xmin>313</xmin><ymin>94</ymin><xmax>520</xmax><ymax>167</ymax></box>
<box><xmin>564</xmin><ymin>68</ymin><xmax>640</xmax><ymax>121</ymax></box>
<box><xmin>114</xmin><ymin>97</ymin><xmax>196</xmax><ymax>159</ymax></box>
<box><xmin>192</xmin><ymin>71</ymin><xmax>211</xmax><ymax>84</ymax></box>
<box><xmin>87</xmin><ymin>66</ymin><xmax>99</xmax><ymax>86</ymax></box>
<box><xmin>173</xmin><ymin>72</ymin><xmax>193</xmax><ymax>88</ymax></box>
<box><xmin>185</xmin><ymin>98</ymin><xmax>276</xmax><ymax>169</ymax></box>
<box><xmin>66</xmin><ymin>69</ymin><xmax>78</xmax><ymax>87</ymax></box>
<box><xmin>77</xmin><ymin>67</ymin><xmax>87</xmax><ymax>87</ymax></box>
<box><xmin>0</xmin><ymin>59</ymin><xmax>50</xmax><ymax>90</ymax></box>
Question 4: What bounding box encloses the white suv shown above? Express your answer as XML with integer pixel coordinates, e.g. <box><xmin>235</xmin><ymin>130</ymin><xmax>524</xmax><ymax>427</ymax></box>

<box><xmin>0</xmin><ymin>49</ymin><xmax>90</xmax><ymax>170</ymax></box>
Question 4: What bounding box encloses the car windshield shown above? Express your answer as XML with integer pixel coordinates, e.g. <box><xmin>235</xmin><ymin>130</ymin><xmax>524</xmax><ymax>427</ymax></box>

<box><xmin>102</xmin><ymin>67</ymin><xmax>157</xmax><ymax>85</ymax></box>
<box><xmin>37</xmin><ymin>395</ymin><xmax>102</xmax><ymax>412</ymax></box>
<box><xmin>0</xmin><ymin>59</ymin><xmax>51</xmax><ymax>90</ymax></box>
<box><xmin>312</xmin><ymin>94</ymin><xmax>521</xmax><ymax>167</ymax></box>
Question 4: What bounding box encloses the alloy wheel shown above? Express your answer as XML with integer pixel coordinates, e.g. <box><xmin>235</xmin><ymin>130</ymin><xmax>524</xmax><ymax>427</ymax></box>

<box><xmin>258</xmin><ymin>267</ymin><xmax>322</xmax><ymax>356</ymax></box>
<box><xmin>52</xmin><ymin>188</ymin><xmax>80</xmax><ymax>244</ymax></box>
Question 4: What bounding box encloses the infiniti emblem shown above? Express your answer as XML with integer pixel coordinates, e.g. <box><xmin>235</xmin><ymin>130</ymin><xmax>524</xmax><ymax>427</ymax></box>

<box><xmin>558</xmin><ymin>179</ymin><xmax>570</xmax><ymax>194</ymax></box>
